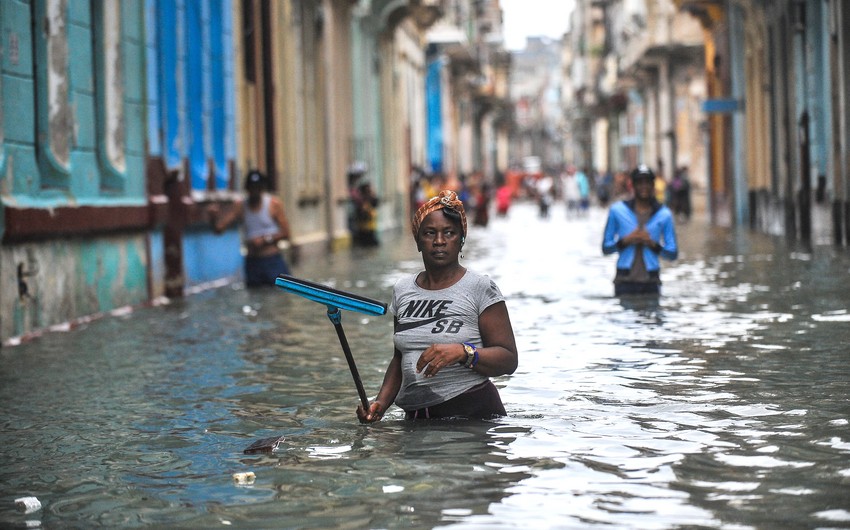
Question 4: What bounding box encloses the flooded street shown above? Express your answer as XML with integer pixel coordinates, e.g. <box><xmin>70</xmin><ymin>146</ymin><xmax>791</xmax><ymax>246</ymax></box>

<box><xmin>2</xmin><ymin>200</ymin><xmax>849</xmax><ymax>528</ymax></box>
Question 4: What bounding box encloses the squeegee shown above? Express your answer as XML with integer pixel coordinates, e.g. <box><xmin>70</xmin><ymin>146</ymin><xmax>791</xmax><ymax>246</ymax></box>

<box><xmin>275</xmin><ymin>274</ymin><xmax>387</xmax><ymax>412</ymax></box>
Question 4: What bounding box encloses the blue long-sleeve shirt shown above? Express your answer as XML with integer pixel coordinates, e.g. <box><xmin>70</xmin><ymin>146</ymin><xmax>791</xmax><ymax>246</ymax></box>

<box><xmin>602</xmin><ymin>199</ymin><xmax>678</xmax><ymax>272</ymax></box>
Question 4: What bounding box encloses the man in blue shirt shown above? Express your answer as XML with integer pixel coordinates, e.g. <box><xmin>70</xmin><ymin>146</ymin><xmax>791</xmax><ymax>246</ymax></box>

<box><xmin>602</xmin><ymin>165</ymin><xmax>678</xmax><ymax>296</ymax></box>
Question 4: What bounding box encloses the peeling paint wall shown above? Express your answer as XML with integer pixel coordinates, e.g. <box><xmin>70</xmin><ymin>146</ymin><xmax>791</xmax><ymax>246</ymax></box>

<box><xmin>1</xmin><ymin>236</ymin><xmax>150</xmax><ymax>341</ymax></box>
<box><xmin>46</xmin><ymin>0</ymin><xmax>73</xmax><ymax>169</ymax></box>
<box><xmin>103</xmin><ymin>0</ymin><xmax>126</xmax><ymax>173</ymax></box>
<box><xmin>1</xmin><ymin>0</ymin><xmax>149</xmax><ymax>344</ymax></box>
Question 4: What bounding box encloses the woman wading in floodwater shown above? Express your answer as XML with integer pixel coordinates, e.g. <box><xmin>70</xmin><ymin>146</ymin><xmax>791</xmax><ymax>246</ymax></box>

<box><xmin>357</xmin><ymin>190</ymin><xmax>518</xmax><ymax>422</ymax></box>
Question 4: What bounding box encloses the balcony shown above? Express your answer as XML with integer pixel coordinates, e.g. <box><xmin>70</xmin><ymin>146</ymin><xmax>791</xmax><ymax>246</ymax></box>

<box><xmin>672</xmin><ymin>0</ymin><xmax>724</xmax><ymax>28</ymax></box>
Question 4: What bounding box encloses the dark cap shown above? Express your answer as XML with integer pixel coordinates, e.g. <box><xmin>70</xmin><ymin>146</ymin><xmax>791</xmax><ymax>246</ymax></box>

<box><xmin>244</xmin><ymin>170</ymin><xmax>267</xmax><ymax>189</ymax></box>
<box><xmin>630</xmin><ymin>164</ymin><xmax>655</xmax><ymax>181</ymax></box>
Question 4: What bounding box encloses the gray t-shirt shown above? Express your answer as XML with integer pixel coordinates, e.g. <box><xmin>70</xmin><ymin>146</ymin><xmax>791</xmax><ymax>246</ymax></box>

<box><xmin>390</xmin><ymin>270</ymin><xmax>505</xmax><ymax>410</ymax></box>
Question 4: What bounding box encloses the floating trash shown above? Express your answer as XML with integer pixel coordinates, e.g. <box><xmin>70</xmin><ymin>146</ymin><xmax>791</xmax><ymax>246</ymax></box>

<box><xmin>232</xmin><ymin>472</ymin><xmax>256</xmax><ymax>485</ymax></box>
<box><xmin>15</xmin><ymin>497</ymin><xmax>42</xmax><ymax>514</ymax></box>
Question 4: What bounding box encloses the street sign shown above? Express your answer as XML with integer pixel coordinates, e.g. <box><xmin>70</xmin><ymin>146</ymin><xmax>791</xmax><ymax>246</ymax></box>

<box><xmin>702</xmin><ymin>98</ymin><xmax>742</xmax><ymax>113</ymax></box>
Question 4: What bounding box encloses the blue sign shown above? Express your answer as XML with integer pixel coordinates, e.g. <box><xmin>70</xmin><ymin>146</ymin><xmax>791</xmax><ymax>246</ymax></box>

<box><xmin>702</xmin><ymin>99</ymin><xmax>741</xmax><ymax>113</ymax></box>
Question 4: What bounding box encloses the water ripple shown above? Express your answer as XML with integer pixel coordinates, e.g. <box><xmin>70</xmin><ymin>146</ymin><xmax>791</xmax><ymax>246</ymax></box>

<box><xmin>2</xmin><ymin>203</ymin><xmax>849</xmax><ymax>528</ymax></box>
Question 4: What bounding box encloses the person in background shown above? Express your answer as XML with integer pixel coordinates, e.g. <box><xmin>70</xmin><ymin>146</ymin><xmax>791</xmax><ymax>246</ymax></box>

<box><xmin>473</xmin><ymin>181</ymin><xmax>491</xmax><ymax>227</ymax></box>
<box><xmin>495</xmin><ymin>183</ymin><xmax>513</xmax><ymax>217</ymax></box>
<box><xmin>654</xmin><ymin>165</ymin><xmax>667</xmax><ymax>205</ymax></box>
<box><xmin>612</xmin><ymin>170</ymin><xmax>631</xmax><ymax>202</ymax></box>
<box><xmin>357</xmin><ymin>190</ymin><xmax>518</xmax><ymax>422</ymax></box>
<box><xmin>669</xmin><ymin>165</ymin><xmax>692</xmax><ymax>221</ymax></box>
<box><xmin>536</xmin><ymin>173</ymin><xmax>555</xmax><ymax>218</ymax></box>
<box><xmin>352</xmin><ymin>180</ymin><xmax>380</xmax><ymax>247</ymax></box>
<box><xmin>596</xmin><ymin>169</ymin><xmax>614</xmax><ymax>206</ymax></box>
<box><xmin>210</xmin><ymin>170</ymin><xmax>292</xmax><ymax>287</ymax></box>
<box><xmin>561</xmin><ymin>166</ymin><xmax>581</xmax><ymax>219</ymax></box>
<box><xmin>347</xmin><ymin>162</ymin><xmax>367</xmax><ymax>235</ymax></box>
<box><xmin>602</xmin><ymin>165</ymin><xmax>678</xmax><ymax>296</ymax></box>
<box><xmin>576</xmin><ymin>166</ymin><xmax>591</xmax><ymax>215</ymax></box>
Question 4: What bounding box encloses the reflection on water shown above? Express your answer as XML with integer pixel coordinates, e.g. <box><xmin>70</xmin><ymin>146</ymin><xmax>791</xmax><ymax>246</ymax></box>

<box><xmin>1</xmin><ymin>202</ymin><xmax>849</xmax><ymax>528</ymax></box>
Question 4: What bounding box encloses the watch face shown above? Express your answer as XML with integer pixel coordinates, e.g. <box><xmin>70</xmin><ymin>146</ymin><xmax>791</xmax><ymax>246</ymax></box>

<box><xmin>463</xmin><ymin>344</ymin><xmax>475</xmax><ymax>366</ymax></box>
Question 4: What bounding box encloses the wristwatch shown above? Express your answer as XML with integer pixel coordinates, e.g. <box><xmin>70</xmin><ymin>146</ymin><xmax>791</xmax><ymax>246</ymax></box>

<box><xmin>461</xmin><ymin>342</ymin><xmax>478</xmax><ymax>368</ymax></box>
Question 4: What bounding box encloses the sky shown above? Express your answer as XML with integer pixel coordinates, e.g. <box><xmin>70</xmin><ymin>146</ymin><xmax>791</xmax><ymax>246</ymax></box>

<box><xmin>501</xmin><ymin>0</ymin><xmax>576</xmax><ymax>51</ymax></box>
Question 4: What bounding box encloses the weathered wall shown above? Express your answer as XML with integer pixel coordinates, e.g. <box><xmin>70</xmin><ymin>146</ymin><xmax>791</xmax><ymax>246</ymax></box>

<box><xmin>1</xmin><ymin>236</ymin><xmax>149</xmax><ymax>342</ymax></box>
<box><xmin>1</xmin><ymin>0</ymin><xmax>149</xmax><ymax>343</ymax></box>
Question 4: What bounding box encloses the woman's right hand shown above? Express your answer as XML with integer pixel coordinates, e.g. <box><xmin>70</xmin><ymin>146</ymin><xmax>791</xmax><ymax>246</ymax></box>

<box><xmin>357</xmin><ymin>401</ymin><xmax>385</xmax><ymax>424</ymax></box>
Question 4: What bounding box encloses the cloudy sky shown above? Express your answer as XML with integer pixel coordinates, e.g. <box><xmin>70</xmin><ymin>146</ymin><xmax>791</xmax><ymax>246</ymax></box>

<box><xmin>500</xmin><ymin>0</ymin><xmax>576</xmax><ymax>50</ymax></box>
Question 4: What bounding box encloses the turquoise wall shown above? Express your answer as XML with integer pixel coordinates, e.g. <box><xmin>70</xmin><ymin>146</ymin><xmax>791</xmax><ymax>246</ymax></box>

<box><xmin>1</xmin><ymin>0</ymin><xmax>146</xmax><ymax>205</ymax></box>
<box><xmin>2</xmin><ymin>236</ymin><xmax>150</xmax><ymax>340</ymax></box>
<box><xmin>0</xmin><ymin>0</ymin><xmax>150</xmax><ymax>342</ymax></box>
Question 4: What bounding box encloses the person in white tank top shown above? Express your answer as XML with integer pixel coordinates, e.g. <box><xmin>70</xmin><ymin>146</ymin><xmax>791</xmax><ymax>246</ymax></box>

<box><xmin>210</xmin><ymin>170</ymin><xmax>292</xmax><ymax>286</ymax></box>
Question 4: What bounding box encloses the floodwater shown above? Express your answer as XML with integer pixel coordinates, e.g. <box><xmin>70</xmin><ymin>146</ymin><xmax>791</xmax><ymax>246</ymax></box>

<box><xmin>2</xmin><ymin>201</ymin><xmax>849</xmax><ymax>529</ymax></box>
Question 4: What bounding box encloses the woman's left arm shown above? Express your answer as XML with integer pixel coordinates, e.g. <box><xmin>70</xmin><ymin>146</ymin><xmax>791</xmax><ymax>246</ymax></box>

<box><xmin>475</xmin><ymin>301</ymin><xmax>518</xmax><ymax>377</ymax></box>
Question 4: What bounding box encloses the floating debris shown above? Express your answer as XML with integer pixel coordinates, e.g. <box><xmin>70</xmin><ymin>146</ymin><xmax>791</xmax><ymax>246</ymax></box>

<box><xmin>15</xmin><ymin>497</ymin><xmax>42</xmax><ymax>514</ymax></box>
<box><xmin>243</xmin><ymin>435</ymin><xmax>285</xmax><ymax>454</ymax></box>
<box><xmin>232</xmin><ymin>472</ymin><xmax>255</xmax><ymax>485</ymax></box>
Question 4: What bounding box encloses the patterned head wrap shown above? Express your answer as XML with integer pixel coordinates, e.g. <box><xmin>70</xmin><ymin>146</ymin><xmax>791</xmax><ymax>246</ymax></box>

<box><xmin>412</xmin><ymin>190</ymin><xmax>467</xmax><ymax>240</ymax></box>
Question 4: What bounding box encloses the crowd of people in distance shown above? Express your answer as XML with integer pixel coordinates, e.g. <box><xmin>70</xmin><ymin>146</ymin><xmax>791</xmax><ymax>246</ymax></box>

<box><xmin>493</xmin><ymin>161</ymin><xmax>684</xmax><ymax>297</ymax></box>
<box><xmin>352</xmin><ymin>160</ymin><xmax>692</xmax><ymax>255</ymax></box>
<box><xmin>210</xmin><ymin>160</ymin><xmax>690</xmax><ymax>298</ymax></box>
<box><xmin>518</xmin><ymin>163</ymin><xmax>693</xmax><ymax>223</ymax></box>
<box><xmin>408</xmin><ymin>166</ymin><xmax>501</xmax><ymax>230</ymax></box>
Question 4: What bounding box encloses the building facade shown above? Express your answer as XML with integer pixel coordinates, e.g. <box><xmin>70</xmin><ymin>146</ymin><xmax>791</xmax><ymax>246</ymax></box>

<box><xmin>564</xmin><ymin>0</ymin><xmax>850</xmax><ymax>245</ymax></box>
<box><xmin>425</xmin><ymin>0</ymin><xmax>513</xmax><ymax>187</ymax></box>
<box><xmin>563</xmin><ymin>0</ymin><xmax>706</xmax><ymax>196</ymax></box>
<box><xmin>0</xmin><ymin>0</ymin><xmax>471</xmax><ymax>345</ymax></box>
<box><xmin>1</xmin><ymin>0</ymin><xmax>149</xmax><ymax>343</ymax></box>
<box><xmin>511</xmin><ymin>36</ymin><xmax>563</xmax><ymax>172</ymax></box>
<box><xmin>676</xmin><ymin>0</ymin><xmax>850</xmax><ymax>242</ymax></box>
